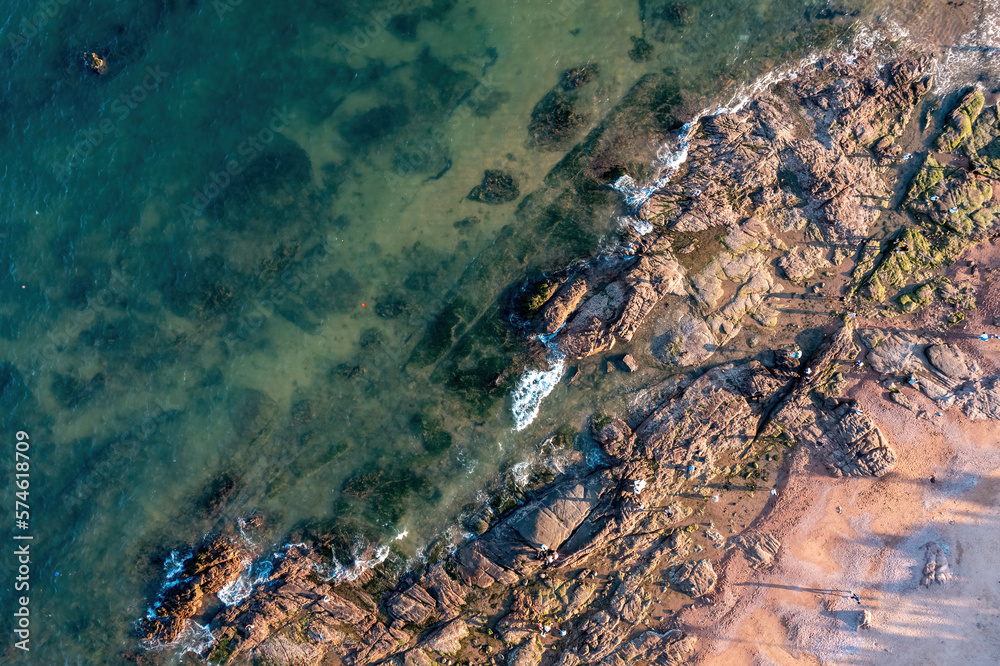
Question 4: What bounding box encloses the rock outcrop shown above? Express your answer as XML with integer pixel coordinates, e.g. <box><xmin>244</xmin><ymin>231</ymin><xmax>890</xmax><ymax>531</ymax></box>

<box><xmin>523</xmin><ymin>52</ymin><xmax>931</xmax><ymax>364</ymax></box>
<box><xmin>669</xmin><ymin>559</ymin><xmax>717</xmax><ymax>597</ymax></box>
<box><xmin>139</xmin><ymin>536</ymin><xmax>248</xmax><ymax>646</ymax></box>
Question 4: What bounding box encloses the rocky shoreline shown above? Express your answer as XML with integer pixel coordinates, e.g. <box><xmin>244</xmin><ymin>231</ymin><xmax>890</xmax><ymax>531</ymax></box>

<box><xmin>135</xmin><ymin>45</ymin><xmax>1000</xmax><ymax>665</ymax></box>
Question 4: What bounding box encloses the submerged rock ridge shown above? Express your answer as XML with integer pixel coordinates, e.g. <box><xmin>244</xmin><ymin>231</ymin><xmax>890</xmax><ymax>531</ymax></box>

<box><xmin>138</xmin><ymin>47</ymin><xmax>1000</xmax><ymax>665</ymax></box>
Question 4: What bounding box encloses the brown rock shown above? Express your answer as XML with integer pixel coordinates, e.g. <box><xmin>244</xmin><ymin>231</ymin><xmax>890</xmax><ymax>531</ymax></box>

<box><xmin>920</xmin><ymin>541</ymin><xmax>952</xmax><ymax>586</ymax></box>
<box><xmin>926</xmin><ymin>343</ymin><xmax>974</xmax><ymax>381</ymax></box>
<box><xmin>591</xmin><ymin>417</ymin><xmax>636</xmax><ymax>460</ymax></box>
<box><xmin>420</xmin><ymin>619</ymin><xmax>468</xmax><ymax>654</ymax></box>
<box><xmin>387</xmin><ymin>584</ymin><xmax>436</xmax><ymax>625</ymax></box>
<box><xmin>668</xmin><ymin>559</ymin><xmax>717</xmax><ymax>597</ymax></box>
<box><xmin>139</xmin><ymin>536</ymin><xmax>247</xmax><ymax>645</ymax></box>
<box><xmin>621</xmin><ymin>354</ymin><xmax>639</xmax><ymax>372</ymax></box>
<box><xmin>423</xmin><ymin>564</ymin><xmax>468</xmax><ymax>620</ymax></box>
<box><xmin>507</xmin><ymin>477</ymin><xmax>605</xmax><ymax>550</ymax></box>
<box><xmin>733</xmin><ymin>531</ymin><xmax>781</xmax><ymax>569</ymax></box>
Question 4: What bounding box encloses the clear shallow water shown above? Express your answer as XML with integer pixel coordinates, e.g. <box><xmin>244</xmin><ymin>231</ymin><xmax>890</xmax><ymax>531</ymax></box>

<box><xmin>0</xmin><ymin>0</ymin><xmax>920</xmax><ymax>661</ymax></box>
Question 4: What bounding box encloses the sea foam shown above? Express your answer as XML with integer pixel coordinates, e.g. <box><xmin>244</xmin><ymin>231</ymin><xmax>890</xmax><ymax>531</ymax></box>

<box><xmin>511</xmin><ymin>357</ymin><xmax>566</xmax><ymax>432</ymax></box>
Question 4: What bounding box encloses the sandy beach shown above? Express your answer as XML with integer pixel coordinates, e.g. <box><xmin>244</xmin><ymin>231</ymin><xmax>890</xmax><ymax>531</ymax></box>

<box><xmin>681</xmin><ymin>239</ymin><xmax>1000</xmax><ymax>665</ymax></box>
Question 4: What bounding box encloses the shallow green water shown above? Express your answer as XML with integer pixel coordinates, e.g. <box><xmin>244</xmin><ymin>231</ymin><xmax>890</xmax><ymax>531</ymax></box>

<box><xmin>0</xmin><ymin>0</ymin><xmax>905</xmax><ymax>661</ymax></box>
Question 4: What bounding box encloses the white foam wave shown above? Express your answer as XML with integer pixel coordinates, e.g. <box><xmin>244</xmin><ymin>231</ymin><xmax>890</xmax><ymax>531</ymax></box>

<box><xmin>511</xmin><ymin>357</ymin><xmax>566</xmax><ymax>431</ymax></box>
<box><xmin>217</xmin><ymin>574</ymin><xmax>253</xmax><ymax>607</ymax></box>
<box><xmin>162</xmin><ymin>550</ymin><xmax>190</xmax><ymax>581</ymax></box>
<box><xmin>314</xmin><ymin>544</ymin><xmax>391</xmax><ymax>584</ymax></box>
<box><xmin>176</xmin><ymin>621</ymin><xmax>216</xmax><ymax>656</ymax></box>
<box><xmin>217</xmin><ymin>559</ymin><xmax>273</xmax><ymax>607</ymax></box>
<box><xmin>510</xmin><ymin>461</ymin><xmax>530</xmax><ymax>488</ymax></box>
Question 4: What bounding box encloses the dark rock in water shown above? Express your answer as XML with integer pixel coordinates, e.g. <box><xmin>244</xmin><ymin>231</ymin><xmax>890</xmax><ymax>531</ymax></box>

<box><xmin>467</xmin><ymin>169</ymin><xmax>520</xmax><ymax>204</ymax></box>
<box><xmin>560</xmin><ymin>65</ymin><xmax>598</xmax><ymax>91</ymax></box>
<box><xmin>311</xmin><ymin>268</ymin><xmax>362</xmax><ymax>314</ymax></box>
<box><xmin>228</xmin><ymin>388</ymin><xmax>278</xmax><ymax>445</ymax></box>
<box><xmin>340</xmin><ymin>104</ymin><xmax>410</xmax><ymax>147</ymax></box>
<box><xmin>410</xmin><ymin>411</ymin><xmax>453</xmax><ymax>454</ymax></box>
<box><xmin>453</xmin><ymin>215</ymin><xmax>480</xmax><ymax>229</ymax></box>
<box><xmin>375</xmin><ymin>295</ymin><xmax>408</xmax><ymax>318</ymax></box>
<box><xmin>52</xmin><ymin>372</ymin><xmax>106</xmax><ymax>409</ymax></box>
<box><xmin>466</xmin><ymin>86</ymin><xmax>511</xmax><ymax>118</ymax></box>
<box><xmin>291</xmin><ymin>399</ymin><xmax>317</xmax><ymax>424</ymax></box>
<box><xmin>628</xmin><ymin>36</ymin><xmax>654</xmax><ymax>62</ymax></box>
<box><xmin>389</xmin><ymin>13</ymin><xmax>421</xmax><ymax>40</ymax></box>
<box><xmin>359</xmin><ymin>327</ymin><xmax>382</xmax><ymax>348</ymax></box>
<box><xmin>668</xmin><ymin>559</ymin><xmax>717</xmax><ymax>597</ymax></box>
<box><xmin>0</xmin><ymin>362</ymin><xmax>30</xmax><ymax>423</ymax></box>
<box><xmin>343</xmin><ymin>465</ymin><xmax>432</xmax><ymax>523</ymax></box>
<box><xmin>335</xmin><ymin>363</ymin><xmax>366</xmax><ymax>379</ymax></box>
<box><xmin>654</xmin><ymin>1</ymin><xmax>694</xmax><ymax>27</ymax></box>
<box><xmin>528</xmin><ymin>90</ymin><xmax>587</xmax><ymax>149</ymax></box>
<box><xmin>204</xmin><ymin>136</ymin><xmax>313</xmax><ymax>232</ymax></box>
<box><xmin>84</xmin><ymin>51</ymin><xmax>107</xmax><ymax>75</ymax></box>
<box><xmin>416</xmin><ymin>46</ymin><xmax>477</xmax><ymax>107</ymax></box>
<box><xmin>198</xmin><ymin>471</ymin><xmax>241</xmax><ymax>517</ymax></box>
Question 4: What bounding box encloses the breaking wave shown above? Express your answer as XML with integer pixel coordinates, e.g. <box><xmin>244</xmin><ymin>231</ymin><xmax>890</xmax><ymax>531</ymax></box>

<box><xmin>312</xmin><ymin>543</ymin><xmax>391</xmax><ymax>584</ymax></box>
<box><xmin>217</xmin><ymin>559</ymin><xmax>274</xmax><ymax>607</ymax></box>
<box><xmin>176</xmin><ymin>621</ymin><xmax>216</xmax><ymax>656</ymax></box>
<box><xmin>510</xmin><ymin>357</ymin><xmax>566</xmax><ymax>431</ymax></box>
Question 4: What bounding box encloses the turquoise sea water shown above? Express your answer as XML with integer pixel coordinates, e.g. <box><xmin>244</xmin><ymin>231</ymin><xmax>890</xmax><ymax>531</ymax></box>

<box><xmin>0</xmin><ymin>0</ymin><xmax>927</xmax><ymax>662</ymax></box>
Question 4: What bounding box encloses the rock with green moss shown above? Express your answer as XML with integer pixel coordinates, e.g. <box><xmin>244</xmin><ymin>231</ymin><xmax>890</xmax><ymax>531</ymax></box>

<box><xmin>936</xmin><ymin>87</ymin><xmax>985</xmax><ymax>151</ymax></box>
<box><xmin>851</xmin><ymin>228</ymin><xmax>947</xmax><ymax>303</ymax></box>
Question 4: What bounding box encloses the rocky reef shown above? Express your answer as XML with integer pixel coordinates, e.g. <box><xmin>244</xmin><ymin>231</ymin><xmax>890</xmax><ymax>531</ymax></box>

<box><xmin>136</xmin><ymin>47</ymin><xmax>1000</xmax><ymax>665</ymax></box>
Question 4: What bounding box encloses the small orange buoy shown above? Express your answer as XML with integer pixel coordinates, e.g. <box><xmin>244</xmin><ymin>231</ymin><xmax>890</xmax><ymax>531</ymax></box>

<box><xmin>361</xmin><ymin>303</ymin><xmax>366</xmax><ymax>307</ymax></box>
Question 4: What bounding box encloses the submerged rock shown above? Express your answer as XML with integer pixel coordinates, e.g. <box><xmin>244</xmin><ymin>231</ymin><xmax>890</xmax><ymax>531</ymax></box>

<box><xmin>560</xmin><ymin>65</ymin><xmax>598</xmax><ymax>91</ymax></box>
<box><xmin>528</xmin><ymin>89</ymin><xmax>587</xmax><ymax>149</ymax></box>
<box><xmin>468</xmin><ymin>169</ymin><xmax>520</xmax><ymax>204</ymax></box>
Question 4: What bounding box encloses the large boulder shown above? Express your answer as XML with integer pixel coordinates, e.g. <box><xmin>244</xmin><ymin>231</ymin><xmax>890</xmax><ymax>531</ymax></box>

<box><xmin>926</xmin><ymin>343</ymin><xmax>975</xmax><ymax>381</ymax></box>
<box><xmin>420</xmin><ymin>619</ymin><xmax>468</xmax><ymax>654</ymax></box>
<box><xmin>508</xmin><ymin>477</ymin><xmax>605</xmax><ymax>550</ymax></box>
